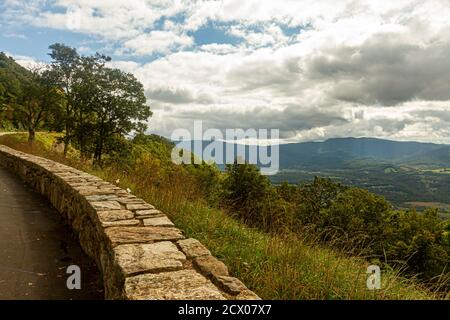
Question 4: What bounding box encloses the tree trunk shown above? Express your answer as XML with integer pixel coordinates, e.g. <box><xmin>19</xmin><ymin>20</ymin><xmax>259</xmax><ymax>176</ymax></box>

<box><xmin>28</xmin><ymin>128</ymin><xmax>36</xmax><ymax>144</ymax></box>
<box><xmin>64</xmin><ymin>122</ymin><xmax>70</xmax><ymax>157</ymax></box>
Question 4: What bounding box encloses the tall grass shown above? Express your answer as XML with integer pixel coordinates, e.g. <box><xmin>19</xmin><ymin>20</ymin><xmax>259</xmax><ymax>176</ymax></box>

<box><xmin>0</xmin><ymin>132</ymin><xmax>443</xmax><ymax>300</ymax></box>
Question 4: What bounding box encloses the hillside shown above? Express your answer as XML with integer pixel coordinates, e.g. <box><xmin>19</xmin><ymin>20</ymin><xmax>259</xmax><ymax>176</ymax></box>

<box><xmin>178</xmin><ymin>138</ymin><xmax>450</xmax><ymax>207</ymax></box>
<box><xmin>271</xmin><ymin>138</ymin><xmax>450</xmax><ymax>207</ymax></box>
<box><xmin>0</xmin><ymin>132</ymin><xmax>444</xmax><ymax>300</ymax></box>
<box><xmin>278</xmin><ymin>137</ymin><xmax>450</xmax><ymax>169</ymax></box>
<box><xmin>178</xmin><ymin>137</ymin><xmax>450</xmax><ymax>169</ymax></box>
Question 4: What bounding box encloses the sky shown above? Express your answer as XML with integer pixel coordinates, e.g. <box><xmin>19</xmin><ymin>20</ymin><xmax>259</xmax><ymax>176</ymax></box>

<box><xmin>1</xmin><ymin>0</ymin><xmax>450</xmax><ymax>144</ymax></box>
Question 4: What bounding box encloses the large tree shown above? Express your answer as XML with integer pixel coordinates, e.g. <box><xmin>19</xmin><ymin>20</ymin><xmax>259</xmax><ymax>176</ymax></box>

<box><xmin>47</xmin><ymin>43</ymin><xmax>152</xmax><ymax>163</ymax></box>
<box><xmin>12</xmin><ymin>69</ymin><xmax>62</xmax><ymax>142</ymax></box>
<box><xmin>47</xmin><ymin>43</ymin><xmax>80</xmax><ymax>154</ymax></box>
<box><xmin>90</xmin><ymin>66</ymin><xmax>151</xmax><ymax>164</ymax></box>
<box><xmin>71</xmin><ymin>53</ymin><xmax>111</xmax><ymax>159</ymax></box>
<box><xmin>0</xmin><ymin>52</ymin><xmax>26</xmax><ymax>129</ymax></box>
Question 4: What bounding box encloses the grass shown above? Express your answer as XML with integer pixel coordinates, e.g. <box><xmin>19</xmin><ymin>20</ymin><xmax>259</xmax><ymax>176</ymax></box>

<box><xmin>0</xmin><ymin>132</ymin><xmax>443</xmax><ymax>300</ymax></box>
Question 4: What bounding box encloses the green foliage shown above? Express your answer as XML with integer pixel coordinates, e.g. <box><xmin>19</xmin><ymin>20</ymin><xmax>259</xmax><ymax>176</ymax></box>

<box><xmin>219</xmin><ymin>164</ymin><xmax>449</xmax><ymax>289</ymax></box>
<box><xmin>295</xmin><ymin>177</ymin><xmax>348</xmax><ymax>226</ymax></box>
<box><xmin>222</xmin><ymin>162</ymin><xmax>293</xmax><ymax>231</ymax></box>
<box><xmin>0</xmin><ymin>52</ymin><xmax>63</xmax><ymax>138</ymax></box>
<box><xmin>223</xmin><ymin>162</ymin><xmax>272</xmax><ymax>211</ymax></box>
<box><xmin>46</xmin><ymin>43</ymin><xmax>152</xmax><ymax>163</ymax></box>
<box><xmin>319</xmin><ymin>188</ymin><xmax>391</xmax><ymax>251</ymax></box>
<box><xmin>383</xmin><ymin>209</ymin><xmax>450</xmax><ymax>281</ymax></box>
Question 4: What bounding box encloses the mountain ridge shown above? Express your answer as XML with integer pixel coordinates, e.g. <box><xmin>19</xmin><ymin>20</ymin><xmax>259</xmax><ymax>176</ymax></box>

<box><xmin>175</xmin><ymin>137</ymin><xmax>450</xmax><ymax>169</ymax></box>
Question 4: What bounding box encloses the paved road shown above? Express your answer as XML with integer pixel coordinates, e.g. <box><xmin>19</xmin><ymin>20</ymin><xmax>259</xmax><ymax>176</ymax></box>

<box><xmin>0</xmin><ymin>165</ymin><xmax>103</xmax><ymax>300</ymax></box>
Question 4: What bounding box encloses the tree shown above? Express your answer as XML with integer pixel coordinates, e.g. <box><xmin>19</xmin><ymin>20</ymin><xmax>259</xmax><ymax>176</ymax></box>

<box><xmin>89</xmin><ymin>66</ymin><xmax>151</xmax><ymax>165</ymax></box>
<box><xmin>11</xmin><ymin>68</ymin><xmax>62</xmax><ymax>142</ymax></box>
<box><xmin>221</xmin><ymin>162</ymin><xmax>289</xmax><ymax>230</ymax></box>
<box><xmin>47</xmin><ymin>43</ymin><xmax>151</xmax><ymax>163</ymax></box>
<box><xmin>47</xmin><ymin>43</ymin><xmax>80</xmax><ymax>155</ymax></box>
<box><xmin>0</xmin><ymin>52</ymin><xmax>26</xmax><ymax>129</ymax></box>
<box><xmin>295</xmin><ymin>177</ymin><xmax>348</xmax><ymax>226</ymax></box>
<box><xmin>70</xmin><ymin>53</ymin><xmax>111</xmax><ymax>159</ymax></box>
<box><xmin>382</xmin><ymin>208</ymin><xmax>450</xmax><ymax>281</ymax></box>
<box><xmin>320</xmin><ymin>188</ymin><xmax>391</xmax><ymax>251</ymax></box>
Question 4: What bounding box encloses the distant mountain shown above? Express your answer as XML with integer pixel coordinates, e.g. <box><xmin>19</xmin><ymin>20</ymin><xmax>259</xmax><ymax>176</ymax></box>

<box><xmin>278</xmin><ymin>137</ymin><xmax>450</xmax><ymax>169</ymax></box>
<box><xmin>175</xmin><ymin>137</ymin><xmax>450</xmax><ymax>169</ymax></box>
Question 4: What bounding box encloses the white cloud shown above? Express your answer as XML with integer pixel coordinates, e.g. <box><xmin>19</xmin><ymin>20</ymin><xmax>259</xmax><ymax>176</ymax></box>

<box><xmin>199</xmin><ymin>43</ymin><xmax>239</xmax><ymax>55</ymax></box>
<box><xmin>121</xmin><ymin>31</ymin><xmax>193</xmax><ymax>56</ymax></box>
<box><xmin>4</xmin><ymin>52</ymin><xmax>46</xmax><ymax>70</ymax></box>
<box><xmin>2</xmin><ymin>0</ymin><xmax>450</xmax><ymax>143</ymax></box>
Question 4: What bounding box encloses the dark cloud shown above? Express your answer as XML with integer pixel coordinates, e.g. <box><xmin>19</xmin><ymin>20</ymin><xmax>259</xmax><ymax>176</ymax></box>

<box><xmin>146</xmin><ymin>87</ymin><xmax>214</xmax><ymax>104</ymax></box>
<box><xmin>170</xmin><ymin>104</ymin><xmax>349</xmax><ymax>138</ymax></box>
<box><xmin>305</xmin><ymin>34</ymin><xmax>450</xmax><ymax>106</ymax></box>
<box><xmin>412</xmin><ymin>109</ymin><xmax>450</xmax><ymax>122</ymax></box>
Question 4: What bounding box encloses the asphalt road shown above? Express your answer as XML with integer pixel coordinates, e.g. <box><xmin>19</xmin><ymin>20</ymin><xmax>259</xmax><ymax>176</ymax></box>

<box><xmin>0</xmin><ymin>165</ymin><xmax>103</xmax><ymax>300</ymax></box>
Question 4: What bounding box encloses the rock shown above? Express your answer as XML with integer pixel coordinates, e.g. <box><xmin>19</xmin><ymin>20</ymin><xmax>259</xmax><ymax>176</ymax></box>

<box><xmin>124</xmin><ymin>269</ymin><xmax>226</xmax><ymax>300</ymax></box>
<box><xmin>194</xmin><ymin>255</ymin><xmax>229</xmax><ymax>277</ymax></box>
<box><xmin>116</xmin><ymin>197</ymin><xmax>144</xmax><ymax>205</ymax></box>
<box><xmin>105</xmin><ymin>227</ymin><xmax>184</xmax><ymax>246</ymax></box>
<box><xmin>135</xmin><ymin>209</ymin><xmax>163</xmax><ymax>218</ymax></box>
<box><xmin>115</xmin><ymin>189</ymin><xmax>130</xmax><ymax>196</ymax></box>
<box><xmin>90</xmin><ymin>201</ymin><xmax>122</xmax><ymax>211</ymax></box>
<box><xmin>177</xmin><ymin>238</ymin><xmax>211</xmax><ymax>259</ymax></box>
<box><xmin>85</xmin><ymin>195</ymin><xmax>119</xmax><ymax>202</ymax></box>
<box><xmin>114</xmin><ymin>242</ymin><xmax>186</xmax><ymax>276</ymax></box>
<box><xmin>236</xmin><ymin>290</ymin><xmax>261</xmax><ymax>300</ymax></box>
<box><xmin>213</xmin><ymin>276</ymin><xmax>247</xmax><ymax>295</ymax></box>
<box><xmin>143</xmin><ymin>216</ymin><xmax>174</xmax><ymax>227</ymax></box>
<box><xmin>126</xmin><ymin>203</ymin><xmax>155</xmax><ymax>211</ymax></box>
<box><xmin>102</xmin><ymin>219</ymin><xmax>140</xmax><ymax>228</ymax></box>
<box><xmin>98</xmin><ymin>210</ymin><xmax>134</xmax><ymax>222</ymax></box>
<box><xmin>77</xmin><ymin>187</ymin><xmax>116</xmax><ymax>196</ymax></box>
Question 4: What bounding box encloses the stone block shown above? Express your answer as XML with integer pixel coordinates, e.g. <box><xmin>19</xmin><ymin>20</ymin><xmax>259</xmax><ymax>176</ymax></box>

<box><xmin>123</xmin><ymin>269</ymin><xmax>225</xmax><ymax>300</ymax></box>
<box><xmin>126</xmin><ymin>203</ymin><xmax>155</xmax><ymax>211</ymax></box>
<box><xmin>213</xmin><ymin>276</ymin><xmax>247</xmax><ymax>295</ymax></box>
<box><xmin>98</xmin><ymin>210</ymin><xmax>134</xmax><ymax>222</ymax></box>
<box><xmin>135</xmin><ymin>209</ymin><xmax>163</xmax><ymax>218</ymax></box>
<box><xmin>116</xmin><ymin>197</ymin><xmax>145</xmax><ymax>205</ymax></box>
<box><xmin>90</xmin><ymin>201</ymin><xmax>122</xmax><ymax>211</ymax></box>
<box><xmin>194</xmin><ymin>255</ymin><xmax>229</xmax><ymax>277</ymax></box>
<box><xmin>85</xmin><ymin>195</ymin><xmax>119</xmax><ymax>202</ymax></box>
<box><xmin>114</xmin><ymin>242</ymin><xmax>186</xmax><ymax>276</ymax></box>
<box><xmin>77</xmin><ymin>187</ymin><xmax>116</xmax><ymax>196</ymax></box>
<box><xmin>236</xmin><ymin>290</ymin><xmax>261</xmax><ymax>300</ymax></box>
<box><xmin>105</xmin><ymin>226</ymin><xmax>184</xmax><ymax>246</ymax></box>
<box><xmin>143</xmin><ymin>216</ymin><xmax>174</xmax><ymax>227</ymax></box>
<box><xmin>177</xmin><ymin>238</ymin><xmax>211</xmax><ymax>259</ymax></box>
<box><xmin>102</xmin><ymin>219</ymin><xmax>141</xmax><ymax>228</ymax></box>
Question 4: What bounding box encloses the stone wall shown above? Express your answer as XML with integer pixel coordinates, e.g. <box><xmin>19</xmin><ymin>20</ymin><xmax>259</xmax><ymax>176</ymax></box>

<box><xmin>0</xmin><ymin>144</ymin><xmax>260</xmax><ymax>300</ymax></box>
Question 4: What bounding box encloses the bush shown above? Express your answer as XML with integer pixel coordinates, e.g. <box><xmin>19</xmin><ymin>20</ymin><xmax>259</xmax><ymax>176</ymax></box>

<box><xmin>382</xmin><ymin>209</ymin><xmax>450</xmax><ymax>282</ymax></box>
<box><xmin>221</xmin><ymin>162</ymin><xmax>292</xmax><ymax>231</ymax></box>
<box><xmin>320</xmin><ymin>188</ymin><xmax>391</xmax><ymax>252</ymax></box>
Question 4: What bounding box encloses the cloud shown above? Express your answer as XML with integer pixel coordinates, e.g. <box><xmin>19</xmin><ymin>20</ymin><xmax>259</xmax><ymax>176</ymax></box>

<box><xmin>146</xmin><ymin>86</ymin><xmax>214</xmax><ymax>105</ymax></box>
<box><xmin>121</xmin><ymin>31</ymin><xmax>193</xmax><ymax>56</ymax></box>
<box><xmin>3</xmin><ymin>0</ymin><xmax>450</xmax><ymax>144</ymax></box>
<box><xmin>306</xmin><ymin>35</ymin><xmax>450</xmax><ymax>105</ymax></box>
<box><xmin>4</xmin><ymin>52</ymin><xmax>46</xmax><ymax>70</ymax></box>
<box><xmin>199</xmin><ymin>43</ymin><xmax>239</xmax><ymax>55</ymax></box>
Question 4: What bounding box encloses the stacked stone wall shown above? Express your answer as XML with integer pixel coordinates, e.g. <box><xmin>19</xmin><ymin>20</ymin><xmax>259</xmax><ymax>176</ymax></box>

<box><xmin>0</xmin><ymin>145</ymin><xmax>259</xmax><ymax>300</ymax></box>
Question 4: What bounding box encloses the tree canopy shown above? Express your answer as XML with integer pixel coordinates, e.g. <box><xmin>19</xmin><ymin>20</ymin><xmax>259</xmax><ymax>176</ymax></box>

<box><xmin>0</xmin><ymin>44</ymin><xmax>152</xmax><ymax>163</ymax></box>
